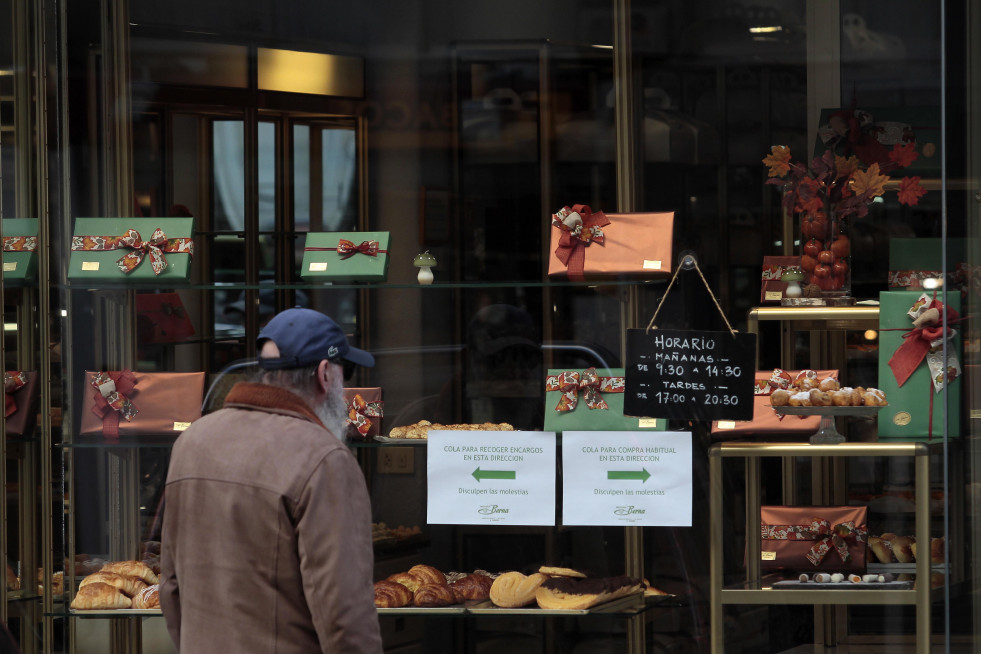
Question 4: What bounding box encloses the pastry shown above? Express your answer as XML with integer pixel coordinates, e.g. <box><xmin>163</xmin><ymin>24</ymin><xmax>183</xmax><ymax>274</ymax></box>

<box><xmin>412</xmin><ymin>582</ymin><xmax>456</xmax><ymax>607</ymax></box>
<box><xmin>36</xmin><ymin>570</ymin><xmax>64</xmax><ymax>595</ymax></box>
<box><xmin>489</xmin><ymin>571</ymin><xmax>548</xmax><ymax>608</ymax></box>
<box><xmin>408</xmin><ymin>564</ymin><xmax>447</xmax><ymax>586</ymax></box>
<box><xmin>794</xmin><ymin>370</ymin><xmax>819</xmax><ymax>390</ymax></box>
<box><xmin>539</xmin><ymin>566</ymin><xmax>587</xmax><ymax>578</ymax></box>
<box><xmin>818</xmin><ymin>377</ymin><xmax>840</xmax><ymax>392</ymax></box>
<box><xmin>892</xmin><ymin>536</ymin><xmax>916</xmax><ymax>563</ymax></box>
<box><xmin>70</xmin><ymin>581</ymin><xmax>132</xmax><ymax>610</ymax></box>
<box><xmin>808</xmin><ymin>389</ymin><xmax>832</xmax><ymax>406</ymax></box>
<box><xmin>931</xmin><ymin>537</ymin><xmax>946</xmax><ymax>564</ymax></box>
<box><xmin>100</xmin><ymin>560</ymin><xmax>159</xmax><ymax>585</ymax></box>
<box><xmin>861</xmin><ymin>388</ymin><xmax>887</xmax><ymax>406</ymax></box>
<box><xmin>386</xmin><ymin>571</ymin><xmax>424</xmax><ymax>593</ymax></box>
<box><xmin>132</xmin><ymin>584</ymin><xmax>160</xmax><ymax>609</ymax></box>
<box><xmin>535</xmin><ymin>575</ymin><xmax>643</xmax><ymax>611</ymax></box>
<box><xmin>868</xmin><ymin>536</ymin><xmax>893</xmax><ymax>563</ymax></box>
<box><xmin>788</xmin><ymin>391</ymin><xmax>811</xmax><ymax>407</ymax></box>
<box><xmin>388</xmin><ymin>420</ymin><xmax>515</xmax><ymax>439</ymax></box>
<box><xmin>642</xmin><ymin>579</ymin><xmax>669</xmax><ymax>596</ymax></box>
<box><xmin>448</xmin><ymin>573</ymin><xmax>493</xmax><ymax>602</ymax></box>
<box><xmin>770</xmin><ymin>389</ymin><xmax>791</xmax><ymax>406</ymax></box>
<box><xmin>79</xmin><ymin>571</ymin><xmax>143</xmax><ymax>597</ymax></box>
<box><xmin>373</xmin><ymin>580</ymin><xmax>413</xmax><ymax>608</ymax></box>
<box><xmin>6</xmin><ymin>564</ymin><xmax>19</xmax><ymax>591</ymax></box>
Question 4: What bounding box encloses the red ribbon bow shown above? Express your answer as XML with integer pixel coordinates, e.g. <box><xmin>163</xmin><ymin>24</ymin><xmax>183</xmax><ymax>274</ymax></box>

<box><xmin>887</xmin><ymin>297</ymin><xmax>959</xmax><ymax>388</ymax></box>
<box><xmin>71</xmin><ymin>228</ymin><xmax>194</xmax><ymax>275</ymax></box>
<box><xmin>89</xmin><ymin>370</ymin><xmax>140</xmax><ymax>439</ymax></box>
<box><xmin>551</xmin><ymin>204</ymin><xmax>610</xmax><ymax>281</ymax></box>
<box><xmin>336</xmin><ymin>239</ymin><xmax>385</xmax><ymax>260</ymax></box>
<box><xmin>762</xmin><ymin>517</ymin><xmax>867</xmax><ymax>566</ymax></box>
<box><xmin>346</xmin><ymin>393</ymin><xmax>384</xmax><ymax>437</ymax></box>
<box><xmin>4</xmin><ymin>371</ymin><xmax>28</xmax><ymax>418</ymax></box>
<box><xmin>544</xmin><ymin>367</ymin><xmax>624</xmax><ymax>412</ymax></box>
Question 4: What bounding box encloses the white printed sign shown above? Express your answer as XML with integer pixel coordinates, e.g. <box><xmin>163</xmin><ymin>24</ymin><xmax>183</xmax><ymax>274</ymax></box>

<box><xmin>427</xmin><ymin>431</ymin><xmax>556</xmax><ymax>526</ymax></box>
<box><xmin>561</xmin><ymin>431</ymin><xmax>692</xmax><ymax>526</ymax></box>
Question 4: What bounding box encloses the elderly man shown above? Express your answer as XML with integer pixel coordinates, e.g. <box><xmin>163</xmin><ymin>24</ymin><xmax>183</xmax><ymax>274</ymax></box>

<box><xmin>160</xmin><ymin>307</ymin><xmax>382</xmax><ymax>653</ymax></box>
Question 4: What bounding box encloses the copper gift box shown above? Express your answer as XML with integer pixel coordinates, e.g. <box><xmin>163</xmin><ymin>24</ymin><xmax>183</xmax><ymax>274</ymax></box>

<box><xmin>343</xmin><ymin>387</ymin><xmax>383</xmax><ymax>441</ymax></box>
<box><xmin>79</xmin><ymin>371</ymin><xmax>205</xmax><ymax>440</ymax></box>
<box><xmin>547</xmin><ymin>210</ymin><xmax>674</xmax><ymax>280</ymax></box>
<box><xmin>761</xmin><ymin>505</ymin><xmax>868</xmax><ymax>573</ymax></box>
<box><xmin>5</xmin><ymin>371</ymin><xmax>40</xmax><ymax>439</ymax></box>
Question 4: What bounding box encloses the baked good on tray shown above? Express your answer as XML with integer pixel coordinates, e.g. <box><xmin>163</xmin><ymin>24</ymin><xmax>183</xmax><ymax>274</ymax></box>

<box><xmin>373</xmin><ymin>580</ymin><xmax>413</xmax><ymax>608</ymax></box>
<box><xmin>387</xmin><ymin>420</ymin><xmax>514</xmax><ymax>439</ymax></box>
<box><xmin>412</xmin><ymin>582</ymin><xmax>456</xmax><ymax>607</ymax></box>
<box><xmin>489</xmin><ymin>571</ymin><xmax>548</xmax><ymax>608</ymax></box>
<box><xmin>535</xmin><ymin>575</ymin><xmax>643</xmax><ymax>611</ymax></box>
<box><xmin>70</xmin><ymin>582</ymin><xmax>132</xmax><ymax>610</ymax></box>
<box><xmin>449</xmin><ymin>573</ymin><xmax>493</xmax><ymax>602</ymax></box>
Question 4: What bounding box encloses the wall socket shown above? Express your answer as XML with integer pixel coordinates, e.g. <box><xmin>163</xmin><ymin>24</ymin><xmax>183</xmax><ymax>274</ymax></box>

<box><xmin>377</xmin><ymin>446</ymin><xmax>415</xmax><ymax>474</ymax></box>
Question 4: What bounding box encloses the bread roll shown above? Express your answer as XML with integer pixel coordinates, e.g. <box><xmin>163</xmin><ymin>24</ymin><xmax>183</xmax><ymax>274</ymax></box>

<box><xmin>70</xmin><ymin>582</ymin><xmax>132</xmax><ymax>610</ymax></box>
<box><xmin>79</xmin><ymin>571</ymin><xmax>143</xmax><ymax>597</ymax></box>
<box><xmin>412</xmin><ymin>582</ymin><xmax>456</xmax><ymax>607</ymax></box>
<box><xmin>100</xmin><ymin>560</ymin><xmax>159</xmax><ymax>585</ymax></box>
<box><xmin>489</xmin><ymin>571</ymin><xmax>548</xmax><ymax>608</ymax></box>
<box><xmin>868</xmin><ymin>536</ymin><xmax>893</xmax><ymax>563</ymax></box>
<box><xmin>408</xmin><ymin>564</ymin><xmax>447</xmax><ymax>586</ymax></box>
<box><xmin>132</xmin><ymin>584</ymin><xmax>160</xmax><ymax>610</ymax></box>
<box><xmin>373</xmin><ymin>580</ymin><xmax>413</xmax><ymax>608</ymax></box>
<box><xmin>448</xmin><ymin>573</ymin><xmax>493</xmax><ymax>602</ymax></box>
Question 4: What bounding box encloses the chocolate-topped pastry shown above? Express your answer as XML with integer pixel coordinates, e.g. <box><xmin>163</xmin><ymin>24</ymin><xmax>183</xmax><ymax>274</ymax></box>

<box><xmin>535</xmin><ymin>575</ymin><xmax>643</xmax><ymax>610</ymax></box>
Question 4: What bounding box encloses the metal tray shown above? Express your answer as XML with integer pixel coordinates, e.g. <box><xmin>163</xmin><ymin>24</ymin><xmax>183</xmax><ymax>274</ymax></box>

<box><xmin>767</xmin><ymin>405</ymin><xmax>884</xmax><ymax>417</ymax></box>
<box><xmin>466</xmin><ymin>590</ymin><xmax>648</xmax><ymax>615</ymax></box>
<box><xmin>71</xmin><ymin>609</ymin><xmax>163</xmax><ymax>616</ymax></box>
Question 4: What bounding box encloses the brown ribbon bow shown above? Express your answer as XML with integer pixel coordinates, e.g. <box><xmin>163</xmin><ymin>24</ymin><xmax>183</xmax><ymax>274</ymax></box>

<box><xmin>71</xmin><ymin>228</ymin><xmax>194</xmax><ymax>275</ymax></box>
<box><xmin>89</xmin><ymin>370</ymin><xmax>139</xmax><ymax>439</ymax></box>
<box><xmin>4</xmin><ymin>371</ymin><xmax>28</xmax><ymax>418</ymax></box>
<box><xmin>762</xmin><ymin>517</ymin><xmax>867</xmax><ymax>566</ymax></box>
<box><xmin>544</xmin><ymin>367</ymin><xmax>624</xmax><ymax>412</ymax></box>
<box><xmin>346</xmin><ymin>393</ymin><xmax>384</xmax><ymax>437</ymax></box>
<box><xmin>551</xmin><ymin>205</ymin><xmax>610</xmax><ymax>281</ymax></box>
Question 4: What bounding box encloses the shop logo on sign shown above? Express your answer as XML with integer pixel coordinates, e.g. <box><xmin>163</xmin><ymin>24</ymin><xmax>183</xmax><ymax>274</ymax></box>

<box><xmin>478</xmin><ymin>505</ymin><xmax>510</xmax><ymax>515</ymax></box>
<box><xmin>614</xmin><ymin>506</ymin><xmax>646</xmax><ymax>516</ymax></box>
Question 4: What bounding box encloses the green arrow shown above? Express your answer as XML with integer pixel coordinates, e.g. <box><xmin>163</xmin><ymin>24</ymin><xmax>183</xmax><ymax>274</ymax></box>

<box><xmin>607</xmin><ymin>468</ymin><xmax>651</xmax><ymax>483</ymax></box>
<box><xmin>472</xmin><ymin>467</ymin><xmax>516</xmax><ymax>482</ymax></box>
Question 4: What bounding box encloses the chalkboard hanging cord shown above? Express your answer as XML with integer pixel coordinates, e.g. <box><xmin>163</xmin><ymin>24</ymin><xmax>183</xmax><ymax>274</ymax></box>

<box><xmin>645</xmin><ymin>256</ymin><xmax>737</xmax><ymax>335</ymax></box>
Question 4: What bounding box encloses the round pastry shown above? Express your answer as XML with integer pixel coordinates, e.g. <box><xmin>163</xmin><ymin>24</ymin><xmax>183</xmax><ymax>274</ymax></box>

<box><xmin>386</xmin><ymin>571</ymin><xmax>424</xmax><ymax>593</ymax></box>
<box><xmin>794</xmin><ymin>370</ymin><xmax>819</xmax><ymax>390</ymax></box>
<box><xmin>408</xmin><ymin>564</ymin><xmax>447</xmax><ymax>586</ymax></box>
<box><xmin>860</xmin><ymin>390</ymin><xmax>886</xmax><ymax>406</ymax></box>
<box><xmin>818</xmin><ymin>377</ymin><xmax>840</xmax><ymax>392</ymax></box>
<box><xmin>770</xmin><ymin>389</ymin><xmax>791</xmax><ymax>407</ymax></box>
<box><xmin>892</xmin><ymin>536</ymin><xmax>916</xmax><ymax>563</ymax></box>
<box><xmin>449</xmin><ymin>573</ymin><xmax>493</xmax><ymax>602</ymax></box>
<box><xmin>788</xmin><ymin>391</ymin><xmax>812</xmax><ymax>407</ymax></box>
<box><xmin>808</xmin><ymin>389</ymin><xmax>832</xmax><ymax>407</ymax></box>
<box><xmin>831</xmin><ymin>389</ymin><xmax>853</xmax><ymax>406</ymax></box>
<box><xmin>413</xmin><ymin>582</ymin><xmax>456</xmax><ymax>607</ymax></box>
<box><xmin>489</xmin><ymin>571</ymin><xmax>548</xmax><ymax>608</ymax></box>
<box><xmin>373</xmin><ymin>580</ymin><xmax>413</xmax><ymax>608</ymax></box>
<box><xmin>868</xmin><ymin>536</ymin><xmax>893</xmax><ymax>563</ymax></box>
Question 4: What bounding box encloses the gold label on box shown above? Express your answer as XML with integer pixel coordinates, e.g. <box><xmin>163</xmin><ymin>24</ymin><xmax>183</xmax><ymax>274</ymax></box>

<box><xmin>971</xmin><ymin>410</ymin><xmax>981</xmax><ymax>419</ymax></box>
<box><xmin>81</xmin><ymin>261</ymin><xmax>100</xmax><ymax>271</ymax></box>
<box><xmin>309</xmin><ymin>262</ymin><xmax>328</xmax><ymax>272</ymax></box>
<box><xmin>3</xmin><ymin>262</ymin><xmax>16</xmax><ymax>272</ymax></box>
<box><xmin>638</xmin><ymin>418</ymin><xmax>659</xmax><ymax>428</ymax></box>
<box><xmin>716</xmin><ymin>421</ymin><xmax>736</xmax><ymax>430</ymax></box>
<box><xmin>893</xmin><ymin>411</ymin><xmax>912</xmax><ymax>426</ymax></box>
<box><xmin>761</xmin><ymin>551</ymin><xmax>776</xmax><ymax>561</ymax></box>
<box><xmin>642</xmin><ymin>260</ymin><xmax>662</xmax><ymax>270</ymax></box>
<box><xmin>764</xmin><ymin>291</ymin><xmax>783</xmax><ymax>301</ymax></box>
<box><xmin>173</xmin><ymin>422</ymin><xmax>191</xmax><ymax>431</ymax></box>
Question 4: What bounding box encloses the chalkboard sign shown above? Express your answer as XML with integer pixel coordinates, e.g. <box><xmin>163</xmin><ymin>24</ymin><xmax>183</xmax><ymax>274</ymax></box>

<box><xmin>624</xmin><ymin>329</ymin><xmax>757</xmax><ymax>421</ymax></box>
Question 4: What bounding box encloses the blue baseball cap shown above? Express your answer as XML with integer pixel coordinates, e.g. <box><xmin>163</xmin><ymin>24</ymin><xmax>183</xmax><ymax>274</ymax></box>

<box><xmin>256</xmin><ymin>307</ymin><xmax>374</xmax><ymax>370</ymax></box>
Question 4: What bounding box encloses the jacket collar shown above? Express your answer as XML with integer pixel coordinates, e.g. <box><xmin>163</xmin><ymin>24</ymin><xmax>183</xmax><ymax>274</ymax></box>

<box><xmin>223</xmin><ymin>381</ymin><xmax>327</xmax><ymax>429</ymax></box>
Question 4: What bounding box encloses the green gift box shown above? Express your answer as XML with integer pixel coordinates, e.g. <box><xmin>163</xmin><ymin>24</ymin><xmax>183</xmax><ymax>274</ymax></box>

<box><xmin>300</xmin><ymin>232</ymin><xmax>391</xmax><ymax>282</ymax></box>
<box><xmin>888</xmin><ymin>237</ymin><xmax>967</xmax><ymax>290</ymax></box>
<box><xmin>877</xmin><ymin>290</ymin><xmax>961</xmax><ymax>440</ymax></box>
<box><xmin>544</xmin><ymin>368</ymin><xmax>666</xmax><ymax>433</ymax></box>
<box><xmin>2</xmin><ymin>218</ymin><xmax>39</xmax><ymax>284</ymax></box>
<box><xmin>68</xmin><ymin>218</ymin><xmax>195</xmax><ymax>282</ymax></box>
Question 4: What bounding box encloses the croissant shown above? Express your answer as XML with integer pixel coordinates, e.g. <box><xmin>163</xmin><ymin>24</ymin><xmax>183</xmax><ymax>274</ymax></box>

<box><xmin>448</xmin><ymin>573</ymin><xmax>493</xmax><ymax>602</ymax></box>
<box><xmin>386</xmin><ymin>572</ymin><xmax>424</xmax><ymax>593</ymax></box>
<box><xmin>70</xmin><ymin>582</ymin><xmax>132</xmax><ymax>610</ymax></box>
<box><xmin>373</xmin><ymin>580</ymin><xmax>413</xmax><ymax>608</ymax></box>
<box><xmin>79</xmin><ymin>571</ymin><xmax>143</xmax><ymax>597</ymax></box>
<box><xmin>489</xmin><ymin>571</ymin><xmax>547</xmax><ymax>608</ymax></box>
<box><xmin>7</xmin><ymin>565</ymin><xmax>20</xmax><ymax>591</ymax></box>
<box><xmin>132</xmin><ymin>584</ymin><xmax>160</xmax><ymax>610</ymax></box>
<box><xmin>412</xmin><ymin>582</ymin><xmax>456</xmax><ymax>607</ymax></box>
<box><xmin>408</xmin><ymin>564</ymin><xmax>446</xmax><ymax>586</ymax></box>
<box><xmin>101</xmin><ymin>560</ymin><xmax>160</xmax><ymax>585</ymax></box>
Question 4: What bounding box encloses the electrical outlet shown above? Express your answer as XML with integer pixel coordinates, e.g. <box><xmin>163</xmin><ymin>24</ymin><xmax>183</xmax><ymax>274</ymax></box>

<box><xmin>377</xmin><ymin>446</ymin><xmax>414</xmax><ymax>474</ymax></box>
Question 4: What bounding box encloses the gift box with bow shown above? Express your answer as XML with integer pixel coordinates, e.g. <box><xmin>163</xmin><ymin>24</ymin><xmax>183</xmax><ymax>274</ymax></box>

<box><xmin>710</xmin><ymin>369</ymin><xmax>838</xmax><ymax>439</ymax></box>
<box><xmin>761</xmin><ymin>505</ymin><xmax>868</xmax><ymax>573</ymax></box>
<box><xmin>546</xmin><ymin>205</ymin><xmax>674</xmax><ymax>281</ymax></box>
<box><xmin>342</xmin><ymin>388</ymin><xmax>383</xmax><ymax>440</ymax></box>
<box><xmin>136</xmin><ymin>292</ymin><xmax>196</xmax><ymax>344</ymax></box>
<box><xmin>887</xmin><ymin>238</ymin><xmax>968</xmax><ymax>293</ymax></box>
<box><xmin>68</xmin><ymin>218</ymin><xmax>195</xmax><ymax>282</ymax></box>
<box><xmin>300</xmin><ymin>232</ymin><xmax>391</xmax><ymax>282</ymax></box>
<box><xmin>78</xmin><ymin>370</ymin><xmax>205</xmax><ymax>440</ymax></box>
<box><xmin>877</xmin><ymin>290</ymin><xmax>962</xmax><ymax>440</ymax></box>
<box><xmin>4</xmin><ymin>371</ymin><xmax>39</xmax><ymax>439</ymax></box>
<box><xmin>2</xmin><ymin>219</ymin><xmax>39</xmax><ymax>284</ymax></box>
<box><xmin>543</xmin><ymin>367</ymin><xmax>666</xmax><ymax>433</ymax></box>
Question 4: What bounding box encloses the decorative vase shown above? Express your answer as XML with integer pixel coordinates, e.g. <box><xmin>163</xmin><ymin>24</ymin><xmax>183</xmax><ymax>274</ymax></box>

<box><xmin>799</xmin><ymin>208</ymin><xmax>851</xmax><ymax>301</ymax></box>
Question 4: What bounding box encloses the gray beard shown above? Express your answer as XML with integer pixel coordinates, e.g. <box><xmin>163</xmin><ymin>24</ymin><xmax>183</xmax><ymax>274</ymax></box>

<box><xmin>314</xmin><ymin>378</ymin><xmax>351</xmax><ymax>443</ymax></box>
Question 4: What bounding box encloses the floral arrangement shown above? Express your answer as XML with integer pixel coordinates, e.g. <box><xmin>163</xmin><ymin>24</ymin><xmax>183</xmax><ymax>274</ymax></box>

<box><xmin>762</xmin><ymin>142</ymin><xmax>927</xmax><ymax>294</ymax></box>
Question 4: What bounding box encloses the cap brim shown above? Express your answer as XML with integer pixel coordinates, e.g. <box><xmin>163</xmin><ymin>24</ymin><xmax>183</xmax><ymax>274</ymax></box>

<box><xmin>342</xmin><ymin>346</ymin><xmax>375</xmax><ymax>368</ymax></box>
